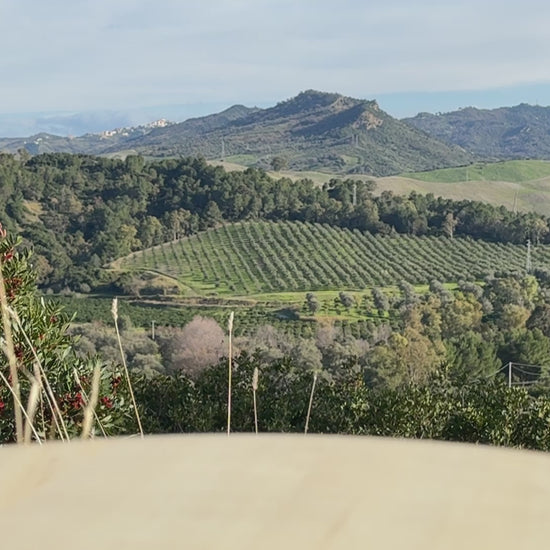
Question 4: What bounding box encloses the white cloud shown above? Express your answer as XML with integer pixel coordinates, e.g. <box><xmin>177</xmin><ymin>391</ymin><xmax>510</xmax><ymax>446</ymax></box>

<box><xmin>1</xmin><ymin>0</ymin><xmax>550</xmax><ymax>112</ymax></box>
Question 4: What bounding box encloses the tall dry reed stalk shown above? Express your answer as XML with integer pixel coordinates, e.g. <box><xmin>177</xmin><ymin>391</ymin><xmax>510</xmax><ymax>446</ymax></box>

<box><xmin>0</xmin><ymin>366</ymin><xmax>42</xmax><ymax>444</ymax></box>
<box><xmin>0</xmin><ymin>256</ymin><xmax>23</xmax><ymax>442</ymax></box>
<box><xmin>81</xmin><ymin>364</ymin><xmax>101</xmax><ymax>439</ymax></box>
<box><xmin>227</xmin><ymin>311</ymin><xmax>234</xmax><ymax>436</ymax></box>
<box><xmin>252</xmin><ymin>367</ymin><xmax>259</xmax><ymax>434</ymax></box>
<box><xmin>23</xmin><ymin>363</ymin><xmax>41</xmax><ymax>444</ymax></box>
<box><xmin>304</xmin><ymin>371</ymin><xmax>318</xmax><ymax>435</ymax></box>
<box><xmin>9</xmin><ymin>305</ymin><xmax>70</xmax><ymax>441</ymax></box>
<box><xmin>112</xmin><ymin>298</ymin><xmax>144</xmax><ymax>438</ymax></box>
<box><xmin>74</xmin><ymin>368</ymin><xmax>108</xmax><ymax>437</ymax></box>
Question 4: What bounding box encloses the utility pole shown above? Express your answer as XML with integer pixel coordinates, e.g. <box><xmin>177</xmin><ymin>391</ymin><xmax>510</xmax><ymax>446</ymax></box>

<box><xmin>508</xmin><ymin>361</ymin><xmax>512</xmax><ymax>388</ymax></box>
<box><xmin>151</xmin><ymin>320</ymin><xmax>155</xmax><ymax>340</ymax></box>
<box><xmin>526</xmin><ymin>239</ymin><xmax>532</xmax><ymax>273</ymax></box>
<box><xmin>227</xmin><ymin>311</ymin><xmax>234</xmax><ymax>436</ymax></box>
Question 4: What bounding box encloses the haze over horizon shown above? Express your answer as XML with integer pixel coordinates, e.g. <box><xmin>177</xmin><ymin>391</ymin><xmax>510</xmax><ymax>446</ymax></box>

<box><xmin>2</xmin><ymin>0</ymin><xmax>550</xmax><ymax>136</ymax></box>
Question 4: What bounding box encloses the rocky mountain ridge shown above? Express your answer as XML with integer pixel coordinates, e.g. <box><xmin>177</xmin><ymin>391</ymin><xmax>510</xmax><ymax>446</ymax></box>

<box><xmin>4</xmin><ymin>91</ymin><xmax>550</xmax><ymax>176</ymax></box>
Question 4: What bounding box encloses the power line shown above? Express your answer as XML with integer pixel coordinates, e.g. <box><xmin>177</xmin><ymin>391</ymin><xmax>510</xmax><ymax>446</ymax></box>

<box><xmin>511</xmin><ymin>362</ymin><xmax>550</xmax><ymax>369</ymax></box>
<box><xmin>482</xmin><ymin>364</ymin><xmax>508</xmax><ymax>379</ymax></box>
<box><xmin>502</xmin><ymin>361</ymin><xmax>550</xmax><ymax>388</ymax></box>
<box><xmin>483</xmin><ymin>362</ymin><xmax>550</xmax><ymax>389</ymax></box>
<box><xmin>513</xmin><ymin>366</ymin><xmax>543</xmax><ymax>377</ymax></box>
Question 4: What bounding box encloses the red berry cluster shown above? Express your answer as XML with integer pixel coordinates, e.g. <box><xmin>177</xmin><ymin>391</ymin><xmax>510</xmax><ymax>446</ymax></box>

<box><xmin>69</xmin><ymin>392</ymin><xmax>84</xmax><ymax>410</ymax></box>
<box><xmin>100</xmin><ymin>396</ymin><xmax>113</xmax><ymax>409</ymax></box>
<box><xmin>14</xmin><ymin>344</ymin><xmax>24</xmax><ymax>361</ymax></box>
<box><xmin>2</xmin><ymin>249</ymin><xmax>13</xmax><ymax>262</ymax></box>
<box><xmin>110</xmin><ymin>376</ymin><xmax>122</xmax><ymax>393</ymax></box>
<box><xmin>4</xmin><ymin>276</ymin><xmax>23</xmax><ymax>301</ymax></box>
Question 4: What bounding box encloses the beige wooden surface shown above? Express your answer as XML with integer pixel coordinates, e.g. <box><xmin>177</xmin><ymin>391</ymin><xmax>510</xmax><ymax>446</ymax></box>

<box><xmin>0</xmin><ymin>435</ymin><xmax>549</xmax><ymax>549</ymax></box>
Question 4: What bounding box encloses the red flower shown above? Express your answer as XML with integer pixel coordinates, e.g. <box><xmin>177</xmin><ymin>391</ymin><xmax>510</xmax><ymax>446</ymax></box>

<box><xmin>0</xmin><ymin>400</ymin><xmax>5</xmax><ymax>414</ymax></box>
<box><xmin>100</xmin><ymin>396</ymin><xmax>113</xmax><ymax>409</ymax></box>
<box><xmin>14</xmin><ymin>345</ymin><xmax>25</xmax><ymax>360</ymax></box>
<box><xmin>110</xmin><ymin>376</ymin><xmax>122</xmax><ymax>391</ymax></box>
<box><xmin>2</xmin><ymin>249</ymin><xmax>13</xmax><ymax>262</ymax></box>
<box><xmin>71</xmin><ymin>392</ymin><xmax>83</xmax><ymax>410</ymax></box>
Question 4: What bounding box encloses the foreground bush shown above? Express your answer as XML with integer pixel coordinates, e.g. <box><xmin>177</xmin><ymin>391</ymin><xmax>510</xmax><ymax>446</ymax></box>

<box><xmin>0</xmin><ymin>227</ymin><xmax>136</xmax><ymax>443</ymax></box>
<box><xmin>133</xmin><ymin>352</ymin><xmax>550</xmax><ymax>451</ymax></box>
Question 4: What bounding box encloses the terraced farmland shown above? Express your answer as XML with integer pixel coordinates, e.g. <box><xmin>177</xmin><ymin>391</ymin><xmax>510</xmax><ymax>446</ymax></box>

<box><xmin>113</xmin><ymin>221</ymin><xmax>550</xmax><ymax>295</ymax></box>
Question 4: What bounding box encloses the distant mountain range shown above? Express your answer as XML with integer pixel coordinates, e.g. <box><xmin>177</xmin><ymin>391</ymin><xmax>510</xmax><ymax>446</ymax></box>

<box><xmin>0</xmin><ymin>118</ymin><xmax>173</xmax><ymax>157</ymax></box>
<box><xmin>404</xmin><ymin>104</ymin><xmax>550</xmax><ymax>161</ymax></box>
<box><xmin>2</xmin><ymin>91</ymin><xmax>550</xmax><ymax>176</ymax></box>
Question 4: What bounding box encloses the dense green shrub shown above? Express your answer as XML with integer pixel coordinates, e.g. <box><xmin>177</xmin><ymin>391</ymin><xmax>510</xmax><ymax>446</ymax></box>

<box><xmin>0</xmin><ymin>228</ymin><xmax>136</xmax><ymax>443</ymax></box>
<box><xmin>132</xmin><ymin>352</ymin><xmax>550</xmax><ymax>451</ymax></box>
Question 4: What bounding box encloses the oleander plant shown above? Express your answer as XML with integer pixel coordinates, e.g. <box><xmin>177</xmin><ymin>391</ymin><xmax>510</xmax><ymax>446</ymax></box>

<box><xmin>0</xmin><ymin>224</ymin><xmax>135</xmax><ymax>443</ymax></box>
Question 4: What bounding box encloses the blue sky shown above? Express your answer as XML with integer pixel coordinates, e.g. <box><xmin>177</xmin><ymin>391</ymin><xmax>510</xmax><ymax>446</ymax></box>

<box><xmin>2</xmin><ymin>0</ymin><xmax>550</xmax><ymax>134</ymax></box>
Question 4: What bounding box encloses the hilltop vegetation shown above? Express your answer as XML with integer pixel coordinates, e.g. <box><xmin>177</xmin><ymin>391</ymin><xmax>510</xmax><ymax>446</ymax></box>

<box><xmin>1</xmin><ymin>152</ymin><xmax>549</xmax><ymax>292</ymax></box>
<box><xmin>231</xmin><ymin>159</ymin><xmax>550</xmax><ymax>217</ymax></box>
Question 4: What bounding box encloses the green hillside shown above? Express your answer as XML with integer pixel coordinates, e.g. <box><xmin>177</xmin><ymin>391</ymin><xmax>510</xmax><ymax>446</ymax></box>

<box><xmin>112</xmin><ymin>221</ymin><xmax>548</xmax><ymax>296</ymax></box>
<box><xmin>125</xmin><ymin>90</ymin><xmax>473</xmax><ymax>176</ymax></box>
<box><xmin>402</xmin><ymin>160</ymin><xmax>550</xmax><ymax>183</ymax></box>
<box><xmin>1</xmin><ymin>91</ymin><xmax>473</xmax><ymax>177</ymax></box>
<box><xmin>404</xmin><ymin>104</ymin><xmax>550</xmax><ymax>160</ymax></box>
<box><xmin>215</xmin><ymin>160</ymin><xmax>550</xmax><ymax>217</ymax></box>
<box><xmin>375</xmin><ymin>160</ymin><xmax>550</xmax><ymax>216</ymax></box>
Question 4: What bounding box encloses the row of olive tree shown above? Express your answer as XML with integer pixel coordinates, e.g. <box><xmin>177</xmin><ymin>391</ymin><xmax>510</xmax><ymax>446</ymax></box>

<box><xmin>0</xmin><ymin>152</ymin><xmax>548</xmax><ymax>291</ymax></box>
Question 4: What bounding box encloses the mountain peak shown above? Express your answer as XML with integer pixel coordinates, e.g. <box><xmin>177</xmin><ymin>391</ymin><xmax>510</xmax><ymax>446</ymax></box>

<box><xmin>274</xmin><ymin>90</ymin><xmax>344</xmax><ymax>115</ymax></box>
<box><xmin>295</xmin><ymin>89</ymin><xmax>342</xmax><ymax>102</ymax></box>
<box><xmin>0</xmin><ymin>91</ymin><xmax>473</xmax><ymax>176</ymax></box>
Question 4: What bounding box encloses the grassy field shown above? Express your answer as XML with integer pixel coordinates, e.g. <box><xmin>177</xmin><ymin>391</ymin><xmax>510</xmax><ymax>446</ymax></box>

<box><xmin>111</xmin><ymin>220</ymin><xmax>547</xmax><ymax>297</ymax></box>
<box><xmin>293</xmin><ymin>159</ymin><xmax>550</xmax><ymax>217</ymax></box>
<box><xmin>375</xmin><ymin>175</ymin><xmax>550</xmax><ymax>217</ymax></box>
<box><xmin>401</xmin><ymin>160</ymin><xmax>550</xmax><ymax>183</ymax></box>
<box><xmin>206</xmin><ymin>159</ymin><xmax>550</xmax><ymax>216</ymax></box>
